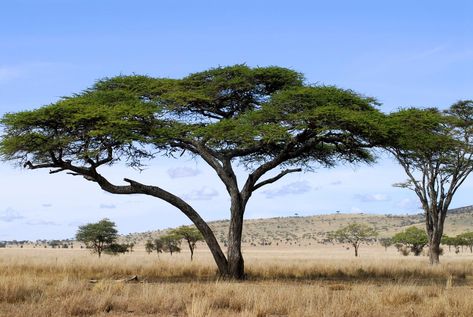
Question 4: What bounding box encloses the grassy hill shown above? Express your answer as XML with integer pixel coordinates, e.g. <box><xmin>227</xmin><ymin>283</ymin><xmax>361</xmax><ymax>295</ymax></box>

<box><xmin>122</xmin><ymin>205</ymin><xmax>473</xmax><ymax>247</ymax></box>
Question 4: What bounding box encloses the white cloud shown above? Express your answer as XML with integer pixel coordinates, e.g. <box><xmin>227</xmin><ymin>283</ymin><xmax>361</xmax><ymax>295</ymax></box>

<box><xmin>263</xmin><ymin>181</ymin><xmax>311</xmax><ymax>199</ymax></box>
<box><xmin>355</xmin><ymin>193</ymin><xmax>390</xmax><ymax>202</ymax></box>
<box><xmin>0</xmin><ymin>208</ymin><xmax>24</xmax><ymax>222</ymax></box>
<box><xmin>350</xmin><ymin>207</ymin><xmax>364</xmax><ymax>213</ymax></box>
<box><xmin>182</xmin><ymin>187</ymin><xmax>218</xmax><ymax>201</ymax></box>
<box><xmin>396</xmin><ymin>198</ymin><xmax>420</xmax><ymax>210</ymax></box>
<box><xmin>167</xmin><ymin>167</ymin><xmax>201</xmax><ymax>179</ymax></box>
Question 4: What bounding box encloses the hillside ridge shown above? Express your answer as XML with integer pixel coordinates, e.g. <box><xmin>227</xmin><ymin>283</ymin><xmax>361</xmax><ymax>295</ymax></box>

<box><xmin>122</xmin><ymin>205</ymin><xmax>473</xmax><ymax>247</ymax></box>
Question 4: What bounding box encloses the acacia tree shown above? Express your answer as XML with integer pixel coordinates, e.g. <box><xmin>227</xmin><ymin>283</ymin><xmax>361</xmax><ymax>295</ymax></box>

<box><xmin>328</xmin><ymin>223</ymin><xmax>378</xmax><ymax>257</ymax></box>
<box><xmin>457</xmin><ymin>232</ymin><xmax>473</xmax><ymax>253</ymax></box>
<box><xmin>379</xmin><ymin>237</ymin><xmax>393</xmax><ymax>251</ymax></box>
<box><xmin>386</xmin><ymin>101</ymin><xmax>473</xmax><ymax>264</ymax></box>
<box><xmin>160</xmin><ymin>234</ymin><xmax>181</xmax><ymax>255</ymax></box>
<box><xmin>0</xmin><ymin>65</ymin><xmax>383</xmax><ymax>279</ymax></box>
<box><xmin>75</xmin><ymin>218</ymin><xmax>118</xmax><ymax>258</ymax></box>
<box><xmin>392</xmin><ymin>226</ymin><xmax>428</xmax><ymax>256</ymax></box>
<box><xmin>171</xmin><ymin>226</ymin><xmax>204</xmax><ymax>261</ymax></box>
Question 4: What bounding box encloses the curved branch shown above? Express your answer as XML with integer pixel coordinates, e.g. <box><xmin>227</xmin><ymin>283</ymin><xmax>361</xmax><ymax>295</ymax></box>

<box><xmin>253</xmin><ymin>168</ymin><xmax>302</xmax><ymax>191</ymax></box>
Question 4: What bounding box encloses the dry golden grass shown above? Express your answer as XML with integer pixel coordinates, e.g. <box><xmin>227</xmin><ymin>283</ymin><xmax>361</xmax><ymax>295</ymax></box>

<box><xmin>2</xmin><ymin>246</ymin><xmax>473</xmax><ymax>316</ymax></box>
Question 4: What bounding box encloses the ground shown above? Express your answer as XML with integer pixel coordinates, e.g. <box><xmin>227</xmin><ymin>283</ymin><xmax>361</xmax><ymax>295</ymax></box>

<box><xmin>1</xmin><ymin>244</ymin><xmax>473</xmax><ymax>316</ymax></box>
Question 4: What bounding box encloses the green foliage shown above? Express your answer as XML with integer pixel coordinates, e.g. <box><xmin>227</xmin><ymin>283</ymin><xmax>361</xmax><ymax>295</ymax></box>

<box><xmin>145</xmin><ymin>238</ymin><xmax>165</xmax><ymax>255</ymax></box>
<box><xmin>160</xmin><ymin>234</ymin><xmax>181</xmax><ymax>255</ymax></box>
<box><xmin>75</xmin><ymin>218</ymin><xmax>118</xmax><ymax>257</ymax></box>
<box><xmin>379</xmin><ymin>237</ymin><xmax>393</xmax><ymax>250</ymax></box>
<box><xmin>104</xmin><ymin>243</ymin><xmax>129</xmax><ymax>255</ymax></box>
<box><xmin>170</xmin><ymin>226</ymin><xmax>204</xmax><ymax>260</ymax></box>
<box><xmin>145</xmin><ymin>240</ymin><xmax>154</xmax><ymax>254</ymax></box>
<box><xmin>454</xmin><ymin>232</ymin><xmax>473</xmax><ymax>252</ymax></box>
<box><xmin>386</xmin><ymin>101</ymin><xmax>473</xmax><ymax>264</ymax></box>
<box><xmin>328</xmin><ymin>223</ymin><xmax>378</xmax><ymax>256</ymax></box>
<box><xmin>0</xmin><ymin>65</ymin><xmax>384</xmax><ymax>173</ymax></box>
<box><xmin>392</xmin><ymin>227</ymin><xmax>428</xmax><ymax>256</ymax></box>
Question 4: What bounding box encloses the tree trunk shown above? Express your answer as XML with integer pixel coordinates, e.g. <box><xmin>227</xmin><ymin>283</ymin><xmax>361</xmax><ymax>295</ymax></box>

<box><xmin>188</xmin><ymin>241</ymin><xmax>194</xmax><ymax>261</ymax></box>
<box><xmin>227</xmin><ymin>197</ymin><xmax>245</xmax><ymax>279</ymax></box>
<box><xmin>354</xmin><ymin>244</ymin><xmax>359</xmax><ymax>257</ymax></box>
<box><xmin>425</xmin><ymin>205</ymin><xmax>446</xmax><ymax>265</ymax></box>
<box><xmin>429</xmin><ymin>239</ymin><xmax>440</xmax><ymax>265</ymax></box>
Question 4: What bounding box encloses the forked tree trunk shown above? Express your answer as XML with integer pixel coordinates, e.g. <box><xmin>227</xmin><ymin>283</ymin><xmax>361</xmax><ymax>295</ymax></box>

<box><xmin>426</xmin><ymin>212</ymin><xmax>444</xmax><ymax>265</ymax></box>
<box><xmin>354</xmin><ymin>244</ymin><xmax>359</xmax><ymax>257</ymax></box>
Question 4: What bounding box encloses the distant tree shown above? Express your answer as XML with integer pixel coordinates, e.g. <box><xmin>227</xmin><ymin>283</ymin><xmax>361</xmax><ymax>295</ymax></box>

<box><xmin>456</xmin><ymin>232</ymin><xmax>473</xmax><ymax>252</ymax></box>
<box><xmin>328</xmin><ymin>223</ymin><xmax>378</xmax><ymax>257</ymax></box>
<box><xmin>386</xmin><ymin>102</ymin><xmax>473</xmax><ymax>264</ymax></box>
<box><xmin>171</xmin><ymin>226</ymin><xmax>204</xmax><ymax>261</ymax></box>
<box><xmin>161</xmin><ymin>234</ymin><xmax>181</xmax><ymax>255</ymax></box>
<box><xmin>127</xmin><ymin>242</ymin><xmax>135</xmax><ymax>253</ymax></box>
<box><xmin>145</xmin><ymin>238</ymin><xmax>165</xmax><ymax>255</ymax></box>
<box><xmin>441</xmin><ymin>235</ymin><xmax>454</xmax><ymax>252</ymax></box>
<box><xmin>392</xmin><ymin>227</ymin><xmax>428</xmax><ymax>256</ymax></box>
<box><xmin>104</xmin><ymin>243</ymin><xmax>129</xmax><ymax>255</ymax></box>
<box><xmin>379</xmin><ymin>237</ymin><xmax>393</xmax><ymax>251</ymax></box>
<box><xmin>75</xmin><ymin>218</ymin><xmax>118</xmax><ymax>258</ymax></box>
<box><xmin>145</xmin><ymin>240</ymin><xmax>155</xmax><ymax>254</ymax></box>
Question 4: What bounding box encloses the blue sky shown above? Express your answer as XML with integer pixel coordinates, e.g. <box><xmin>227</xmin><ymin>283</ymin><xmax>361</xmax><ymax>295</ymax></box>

<box><xmin>1</xmin><ymin>1</ymin><xmax>473</xmax><ymax>240</ymax></box>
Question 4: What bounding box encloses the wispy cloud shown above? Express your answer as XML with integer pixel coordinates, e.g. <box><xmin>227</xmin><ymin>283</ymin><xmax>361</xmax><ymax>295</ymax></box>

<box><xmin>182</xmin><ymin>187</ymin><xmax>218</xmax><ymax>201</ymax></box>
<box><xmin>396</xmin><ymin>198</ymin><xmax>420</xmax><ymax>210</ymax></box>
<box><xmin>68</xmin><ymin>221</ymin><xmax>85</xmax><ymax>227</ymax></box>
<box><xmin>0</xmin><ymin>208</ymin><xmax>24</xmax><ymax>222</ymax></box>
<box><xmin>167</xmin><ymin>167</ymin><xmax>202</xmax><ymax>179</ymax></box>
<box><xmin>355</xmin><ymin>193</ymin><xmax>390</xmax><ymax>202</ymax></box>
<box><xmin>26</xmin><ymin>219</ymin><xmax>59</xmax><ymax>226</ymax></box>
<box><xmin>329</xmin><ymin>180</ymin><xmax>342</xmax><ymax>186</ymax></box>
<box><xmin>100</xmin><ymin>204</ymin><xmax>116</xmax><ymax>209</ymax></box>
<box><xmin>351</xmin><ymin>207</ymin><xmax>364</xmax><ymax>213</ymax></box>
<box><xmin>263</xmin><ymin>181</ymin><xmax>311</xmax><ymax>199</ymax></box>
<box><xmin>42</xmin><ymin>203</ymin><xmax>52</xmax><ymax>208</ymax></box>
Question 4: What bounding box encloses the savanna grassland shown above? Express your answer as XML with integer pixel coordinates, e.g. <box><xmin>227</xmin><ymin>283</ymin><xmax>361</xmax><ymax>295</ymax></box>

<box><xmin>2</xmin><ymin>245</ymin><xmax>473</xmax><ymax>317</ymax></box>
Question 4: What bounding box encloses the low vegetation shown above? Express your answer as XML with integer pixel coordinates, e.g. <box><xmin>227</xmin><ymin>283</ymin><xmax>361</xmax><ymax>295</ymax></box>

<box><xmin>1</xmin><ymin>247</ymin><xmax>473</xmax><ymax>316</ymax></box>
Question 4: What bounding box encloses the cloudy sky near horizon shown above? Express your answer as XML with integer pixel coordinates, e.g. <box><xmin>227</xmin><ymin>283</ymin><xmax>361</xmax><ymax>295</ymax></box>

<box><xmin>1</xmin><ymin>0</ymin><xmax>473</xmax><ymax>240</ymax></box>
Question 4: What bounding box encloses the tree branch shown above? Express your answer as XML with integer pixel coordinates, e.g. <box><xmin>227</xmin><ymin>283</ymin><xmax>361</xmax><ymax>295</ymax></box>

<box><xmin>253</xmin><ymin>168</ymin><xmax>302</xmax><ymax>191</ymax></box>
<box><xmin>24</xmin><ymin>161</ymin><xmax>57</xmax><ymax>169</ymax></box>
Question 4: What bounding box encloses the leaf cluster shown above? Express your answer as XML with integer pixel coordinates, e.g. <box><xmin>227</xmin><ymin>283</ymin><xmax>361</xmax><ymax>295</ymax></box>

<box><xmin>0</xmin><ymin>65</ymin><xmax>385</xmax><ymax>173</ymax></box>
<box><xmin>392</xmin><ymin>226</ymin><xmax>428</xmax><ymax>256</ymax></box>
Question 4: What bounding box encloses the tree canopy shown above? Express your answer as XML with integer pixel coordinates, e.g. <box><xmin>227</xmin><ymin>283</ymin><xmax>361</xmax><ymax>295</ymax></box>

<box><xmin>392</xmin><ymin>226</ymin><xmax>428</xmax><ymax>256</ymax></box>
<box><xmin>0</xmin><ymin>65</ymin><xmax>385</xmax><ymax>279</ymax></box>
<box><xmin>170</xmin><ymin>226</ymin><xmax>204</xmax><ymax>261</ymax></box>
<box><xmin>75</xmin><ymin>218</ymin><xmax>119</xmax><ymax>258</ymax></box>
<box><xmin>386</xmin><ymin>101</ymin><xmax>473</xmax><ymax>264</ymax></box>
<box><xmin>328</xmin><ymin>223</ymin><xmax>378</xmax><ymax>257</ymax></box>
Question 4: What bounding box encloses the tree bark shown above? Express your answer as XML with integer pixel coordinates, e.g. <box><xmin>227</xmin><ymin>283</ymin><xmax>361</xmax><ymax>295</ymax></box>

<box><xmin>427</xmin><ymin>221</ymin><xmax>442</xmax><ymax>265</ymax></box>
<box><xmin>226</xmin><ymin>196</ymin><xmax>245</xmax><ymax>279</ymax></box>
<box><xmin>429</xmin><ymin>239</ymin><xmax>440</xmax><ymax>265</ymax></box>
<box><xmin>354</xmin><ymin>244</ymin><xmax>359</xmax><ymax>257</ymax></box>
